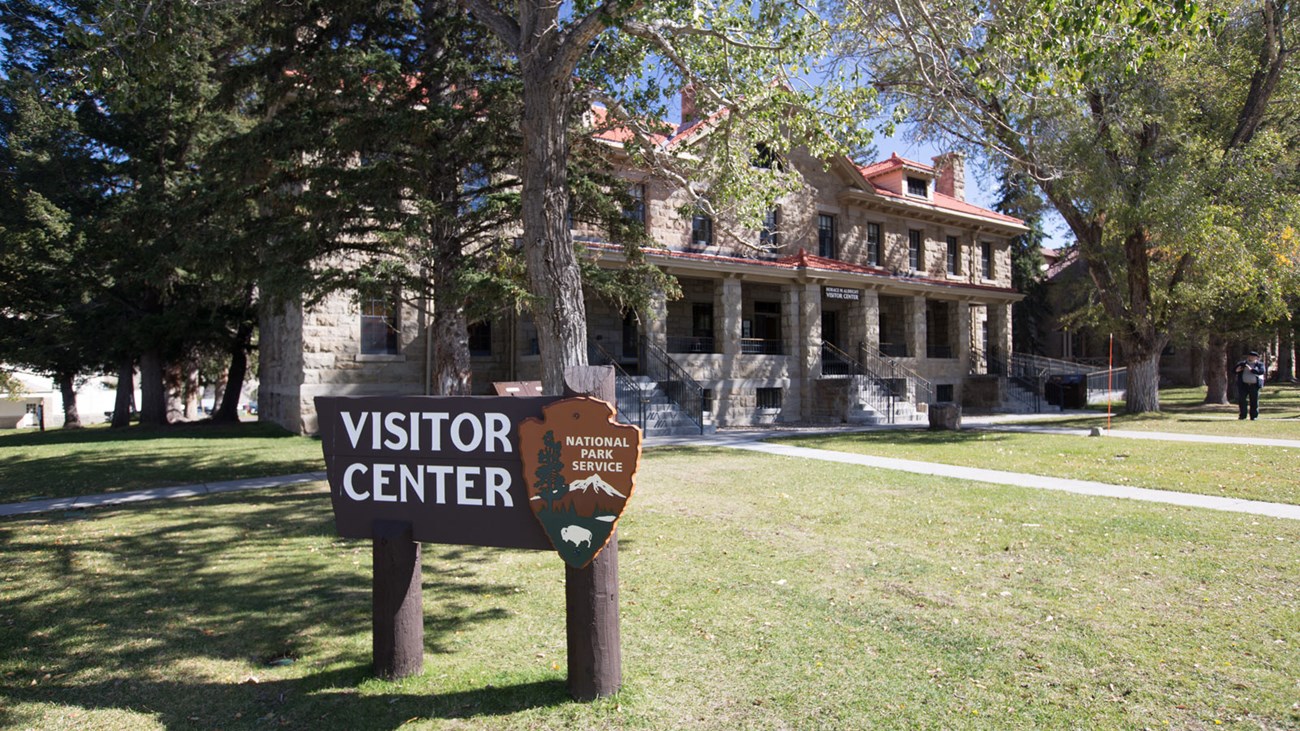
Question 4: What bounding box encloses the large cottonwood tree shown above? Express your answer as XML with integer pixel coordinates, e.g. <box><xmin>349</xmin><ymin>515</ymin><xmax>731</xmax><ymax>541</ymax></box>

<box><xmin>458</xmin><ymin>0</ymin><xmax>875</xmax><ymax>393</ymax></box>
<box><xmin>840</xmin><ymin>0</ymin><xmax>1299</xmax><ymax>412</ymax></box>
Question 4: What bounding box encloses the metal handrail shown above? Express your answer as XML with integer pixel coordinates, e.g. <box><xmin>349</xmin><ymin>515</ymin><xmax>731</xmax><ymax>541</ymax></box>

<box><xmin>589</xmin><ymin>342</ymin><xmax>646</xmax><ymax>430</ymax></box>
<box><xmin>972</xmin><ymin>346</ymin><xmax>1044</xmax><ymax>413</ymax></box>
<box><xmin>1011</xmin><ymin>352</ymin><xmax>1093</xmax><ymax>376</ymax></box>
<box><xmin>1086</xmin><ymin>367</ymin><xmax>1127</xmax><ymax>404</ymax></box>
<box><xmin>859</xmin><ymin>343</ymin><xmax>935</xmax><ymax>406</ymax></box>
<box><xmin>825</xmin><ymin>342</ymin><xmax>897</xmax><ymax>423</ymax></box>
<box><xmin>642</xmin><ymin>341</ymin><xmax>706</xmax><ymax>434</ymax></box>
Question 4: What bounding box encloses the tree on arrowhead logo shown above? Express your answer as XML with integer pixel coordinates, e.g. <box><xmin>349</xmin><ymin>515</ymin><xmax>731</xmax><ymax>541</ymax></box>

<box><xmin>518</xmin><ymin>397</ymin><xmax>641</xmax><ymax>569</ymax></box>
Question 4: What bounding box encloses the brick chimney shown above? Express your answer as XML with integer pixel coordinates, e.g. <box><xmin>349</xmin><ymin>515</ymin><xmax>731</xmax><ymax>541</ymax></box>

<box><xmin>932</xmin><ymin>152</ymin><xmax>966</xmax><ymax>201</ymax></box>
<box><xmin>680</xmin><ymin>84</ymin><xmax>698</xmax><ymax>129</ymax></box>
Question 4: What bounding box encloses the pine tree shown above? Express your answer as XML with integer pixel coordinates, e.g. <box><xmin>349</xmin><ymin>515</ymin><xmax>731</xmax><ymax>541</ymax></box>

<box><xmin>534</xmin><ymin>430</ymin><xmax>568</xmax><ymax>508</ymax></box>
<box><xmin>993</xmin><ymin>170</ymin><xmax>1049</xmax><ymax>356</ymax></box>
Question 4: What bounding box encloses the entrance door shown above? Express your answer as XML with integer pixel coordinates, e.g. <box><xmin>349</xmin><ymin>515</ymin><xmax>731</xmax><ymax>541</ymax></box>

<box><xmin>621</xmin><ymin>312</ymin><xmax>640</xmax><ymax>371</ymax></box>
<box><xmin>821</xmin><ymin>311</ymin><xmax>840</xmax><ymax>349</ymax></box>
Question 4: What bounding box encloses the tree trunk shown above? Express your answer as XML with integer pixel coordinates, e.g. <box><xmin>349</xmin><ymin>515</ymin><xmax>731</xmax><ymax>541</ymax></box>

<box><xmin>139</xmin><ymin>350</ymin><xmax>169</xmax><ymax>426</ymax></box>
<box><xmin>112</xmin><ymin>359</ymin><xmax>135</xmax><ymax>428</ymax></box>
<box><xmin>431</xmin><ymin>260</ymin><xmax>473</xmax><ymax>397</ymax></box>
<box><xmin>57</xmin><ymin>371</ymin><xmax>82</xmax><ymax>429</ymax></box>
<box><xmin>1124</xmin><ymin>348</ymin><xmax>1163</xmax><ymax>413</ymax></box>
<box><xmin>213</xmin><ymin>320</ymin><xmax>254</xmax><ymax>423</ymax></box>
<box><xmin>1278</xmin><ymin>318</ymin><xmax>1296</xmax><ymax>382</ymax></box>
<box><xmin>519</xmin><ymin>62</ymin><xmax>588</xmax><ymax>394</ymax></box>
<box><xmin>1187</xmin><ymin>342</ymin><xmax>1204</xmax><ymax>387</ymax></box>
<box><xmin>1203</xmin><ymin>334</ymin><xmax>1229</xmax><ymax>404</ymax></box>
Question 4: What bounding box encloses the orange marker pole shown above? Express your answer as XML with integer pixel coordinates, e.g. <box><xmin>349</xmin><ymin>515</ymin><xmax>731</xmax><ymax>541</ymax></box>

<box><xmin>1107</xmin><ymin>333</ymin><xmax>1114</xmax><ymax>431</ymax></box>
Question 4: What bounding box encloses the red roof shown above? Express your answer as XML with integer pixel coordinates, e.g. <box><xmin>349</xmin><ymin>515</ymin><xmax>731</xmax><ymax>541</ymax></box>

<box><xmin>857</xmin><ymin>152</ymin><xmax>934</xmax><ymax>178</ymax></box>
<box><xmin>855</xmin><ymin>155</ymin><xmax>1024</xmax><ymax>227</ymax></box>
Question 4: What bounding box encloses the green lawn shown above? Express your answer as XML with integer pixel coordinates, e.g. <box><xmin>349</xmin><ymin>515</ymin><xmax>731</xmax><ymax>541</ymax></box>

<box><xmin>1017</xmin><ymin>383</ymin><xmax>1300</xmax><ymax>439</ymax></box>
<box><xmin>775</xmin><ymin>429</ymin><xmax>1300</xmax><ymax>505</ymax></box>
<box><xmin>0</xmin><ymin>423</ymin><xmax>325</xmax><ymax>503</ymax></box>
<box><xmin>2</xmin><ymin>448</ymin><xmax>1297</xmax><ymax>730</ymax></box>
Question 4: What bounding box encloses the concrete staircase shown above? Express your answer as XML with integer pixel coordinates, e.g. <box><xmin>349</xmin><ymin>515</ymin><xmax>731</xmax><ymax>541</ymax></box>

<box><xmin>614</xmin><ymin>376</ymin><xmax>707</xmax><ymax>437</ymax></box>
<box><xmin>999</xmin><ymin>379</ymin><xmax>1042</xmax><ymax>413</ymax></box>
<box><xmin>846</xmin><ymin>382</ymin><xmax>928</xmax><ymax>425</ymax></box>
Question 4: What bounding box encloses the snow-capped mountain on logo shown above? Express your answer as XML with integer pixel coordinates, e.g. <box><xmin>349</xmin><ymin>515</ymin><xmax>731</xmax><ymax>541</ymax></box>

<box><xmin>567</xmin><ymin>474</ymin><xmax>627</xmax><ymax>499</ymax></box>
<box><xmin>552</xmin><ymin>473</ymin><xmax>628</xmax><ymax>518</ymax></box>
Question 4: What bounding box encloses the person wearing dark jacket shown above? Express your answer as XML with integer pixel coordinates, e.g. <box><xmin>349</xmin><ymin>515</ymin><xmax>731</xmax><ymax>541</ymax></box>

<box><xmin>1235</xmin><ymin>351</ymin><xmax>1267</xmax><ymax>420</ymax></box>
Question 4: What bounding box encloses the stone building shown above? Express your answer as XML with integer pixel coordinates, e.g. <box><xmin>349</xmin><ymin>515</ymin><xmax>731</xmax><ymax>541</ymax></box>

<box><xmin>259</xmin><ymin>123</ymin><xmax>1026</xmax><ymax>434</ymax></box>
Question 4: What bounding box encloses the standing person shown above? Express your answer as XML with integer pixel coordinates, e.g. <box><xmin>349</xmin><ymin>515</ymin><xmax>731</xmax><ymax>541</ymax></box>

<box><xmin>1234</xmin><ymin>350</ymin><xmax>1267</xmax><ymax>420</ymax></box>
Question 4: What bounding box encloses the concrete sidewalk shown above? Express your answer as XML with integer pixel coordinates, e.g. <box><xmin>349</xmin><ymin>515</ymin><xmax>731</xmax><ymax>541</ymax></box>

<box><xmin>0</xmin><ymin>472</ymin><xmax>327</xmax><ymax>518</ymax></box>
<box><xmin>963</xmin><ymin>422</ymin><xmax>1300</xmax><ymax>449</ymax></box>
<box><xmin>3</xmin><ymin>421</ymin><xmax>1296</xmax><ymax>522</ymax></box>
<box><xmin>724</xmin><ymin>440</ymin><xmax>1300</xmax><ymax>521</ymax></box>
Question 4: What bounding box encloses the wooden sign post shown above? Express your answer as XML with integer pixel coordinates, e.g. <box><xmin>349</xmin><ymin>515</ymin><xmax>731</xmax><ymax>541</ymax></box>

<box><xmin>315</xmin><ymin>366</ymin><xmax>634</xmax><ymax>699</ymax></box>
<box><xmin>558</xmin><ymin>367</ymin><xmax>623</xmax><ymax>699</ymax></box>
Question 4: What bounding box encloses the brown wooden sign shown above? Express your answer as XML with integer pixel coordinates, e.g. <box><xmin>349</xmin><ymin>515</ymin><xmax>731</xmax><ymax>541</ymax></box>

<box><xmin>518</xmin><ymin>397</ymin><xmax>641</xmax><ymax>569</ymax></box>
<box><xmin>315</xmin><ymin>395</ymin><xmax>561</xmax><ymax>550</ymax></box>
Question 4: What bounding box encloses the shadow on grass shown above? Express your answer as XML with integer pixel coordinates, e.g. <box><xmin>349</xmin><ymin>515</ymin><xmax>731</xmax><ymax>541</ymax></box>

<box><xmin>0</xmin><ymin>422</ymin><xmax>324</xmax><ymax>502</ymax></box>
<box><xmin>2</xmin><ymin>671</ymin><xmax>569</xmax><ymax>729</ymax></box>
<box><xmin>0</xmin><ymin>488</ymin><xmax>568</xmax><ymax>728</ymax></box>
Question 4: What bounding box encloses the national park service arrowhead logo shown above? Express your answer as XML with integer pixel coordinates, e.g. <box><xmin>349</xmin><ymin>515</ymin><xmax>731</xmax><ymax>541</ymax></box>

<box><xmin>518</xmin><ymin>397</ymin><xmax>641</xmax><ymax>569</ymax></box>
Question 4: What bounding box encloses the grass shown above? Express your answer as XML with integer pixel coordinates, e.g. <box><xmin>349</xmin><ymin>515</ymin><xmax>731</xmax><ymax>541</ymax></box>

<box><xmin>1014</xmin><ymin>383</ymin><xmax>1300</xmax><ymax>439</ymax></box>
<box><xmin>2</xmin><ymin>447</ymin><xmax>1298</xmax><ymax>730</ymax></box>
<box><xmin>774</xmin><ymin>429</ymin><xmax>1300</xmax><ymax>505</ymax></box>
<box><xmin>0</xmin><ymin>422</ymin><xmax>325</xmax><ymax>503</ymax></box>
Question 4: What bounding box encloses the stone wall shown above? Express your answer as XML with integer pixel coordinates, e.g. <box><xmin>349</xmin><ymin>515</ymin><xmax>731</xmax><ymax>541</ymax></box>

<box><xmin>259</xmin><ymin>290</ymin><xmax>428</xmax><ymax>434</ymax></box>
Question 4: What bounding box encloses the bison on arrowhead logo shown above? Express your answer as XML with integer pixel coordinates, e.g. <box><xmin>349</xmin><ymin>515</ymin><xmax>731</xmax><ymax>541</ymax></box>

<box><xmin>518</xmin><ymin>397</ymin><xmax>641</xmax><ymax>569</ymax></box>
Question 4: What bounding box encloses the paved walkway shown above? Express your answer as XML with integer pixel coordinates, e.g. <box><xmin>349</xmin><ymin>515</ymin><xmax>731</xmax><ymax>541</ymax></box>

<box><xmin>0</xmin><ymin>472</ymin><xmax>326</xmax><ymax>518</ymax></box>
<box><xmin>723</xmin><ymin>440</ymin><xmax>1300</xmax><ymax>521</ymax></box>
<box><xmin>2</xmin><ymin>420</ymin><xmax>1297</xmax><ymax>522</ymax></box>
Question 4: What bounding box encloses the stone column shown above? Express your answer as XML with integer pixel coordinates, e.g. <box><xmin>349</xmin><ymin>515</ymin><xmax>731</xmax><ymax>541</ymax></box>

<box><xmin>907</xmin><ymin>295</ymin><xmax>926</xmax><ymax>360</ymax></box>
<box><xmin>781</xmin><ymin>285</ymin><xmax>801</xmax><ymax>360</ymax></box>
<box><xmin>720</xmin><ymin>277</ymin><xmax>743</xmax><ymax>367</ymax></box>
<box><xmin>956</xmin><ymin>300</ymin><xmax>972</xmax><ymax>370</ymax></box>
<box><xmin>800</xmin><ymin>283</ymin><xmax>822</xmax><ymax>378</ymax></box>
<box><xmin>861</xmin><ymin>289</ymin><xmax>880</xmax><ymax>360</ymax></box>
<box><xmin>988</xmin><ymin>303</ymin><xmax>1012</xmax><ymax>363</ymax></box>
<box><xmin>640</xmin><ymin>283</ymin><xmax>668</xmax><ymax>355</ymax></box>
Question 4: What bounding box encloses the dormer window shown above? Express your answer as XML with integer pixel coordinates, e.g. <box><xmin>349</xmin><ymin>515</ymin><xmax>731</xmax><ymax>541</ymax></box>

<box><xmin>760</xmin><ymin>207</ymin><xmax>779</xmax><ymax>247</ymax></box>
<box><xmin>691</xmin><ymin>211</ymin><xmax>714</xmax><ymax>248</ymax></box>
<box><xmin>906</xmin><ymin>176</ymin><xmax>929</xmax><ymax>197</ymax></box>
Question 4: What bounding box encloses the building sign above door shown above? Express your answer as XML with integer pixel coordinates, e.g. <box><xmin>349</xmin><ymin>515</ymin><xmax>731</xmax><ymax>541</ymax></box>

<box><xmin>825</xmin><ymin>287</ymin><xmax>861</xmax><ymax>301</ymax></box>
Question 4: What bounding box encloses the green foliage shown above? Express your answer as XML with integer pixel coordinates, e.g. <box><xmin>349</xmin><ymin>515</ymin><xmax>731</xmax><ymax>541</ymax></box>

<box><xmin>220</xmin><ymin>0</ymin><xmax>527</xmax><ymax>313</ymax></box>
<box><xmin>839</xmin><ymin>0</ymin><xmax>1299</xmax><ymax>411</ymax></box>
<box><xmin>579</xmin><ymin>0</ymin><xmax>879</xmax><ymax>235</ymax></box>
<box><xmin>995</xmin><ymin>171</ymin><xmax>1050</xmax><ymax>354</ymax></box>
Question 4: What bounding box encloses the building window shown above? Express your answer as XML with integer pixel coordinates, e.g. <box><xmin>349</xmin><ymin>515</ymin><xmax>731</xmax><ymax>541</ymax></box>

<box><xmin>817</xmin><ymin>214</ymin><xmax>837</xmax><ymax>258</ymax></box>
<box><xmin>702</xmin><ymin>388</ymin><xmax>714</xmax><ymax>414</ymax></box>
<box><xmin>756</xmin><ymin>387</ymin><xmax>783</xmax><ymax>409</ymax></box>
<box><xmin>981</xmin><ymin>241</ymin><xmax>993</xmax><ymax>279</ymax></box>
<box><xmin>468</xmin><ymin>320</ymin><xmax>492</xmax><ymax>357</ymax></box>
<box><xmin>692</xmin><ymin>302</ymin><xmax>714</xmax><ymax>338</ymax></box>
<box><xmin>936</xmin><ymin>384</ymin><xmax>954</xmax><ymax>402</ymax></box>
<box><xmin>946</xmin><ymin>236</ymin><xmax>960</xmax><ymax>275</ymax></box>
<box><xmin>691</xmin><ymin>211</ymin><xmax>713</xmax><ymax>248</ymax></box>
<box><xmin>760</xmin><ymin>207</ymin><xmax>779</xmax><ymax>248</ymax></box>
<box><xmin>745</xmin><ymin>301</ymin><xmax>783</xmax><ymax>354</ymax></box>
<box><xmin>624</xmin><ymin>183</ymin><xmax>646</xmax><ymax>225</ymax></box>
<box><xmin>867</xmin><ymin>222</ymin><xmax>881</xmax><ymax>266</ymax></box>
<box><xmin>907</xmin><ymin>176</ymin><xmax>928</xmax><ymax>197</ymax></box>
<box><xmin>908</xmin><ymin>229</ymin><xmax>923</xmax><ymax>270</ymax></box>
<box><xmin>360</xmin><ymin>291</ymin><xmax>400</xmax><ymax>355</ymax></box>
